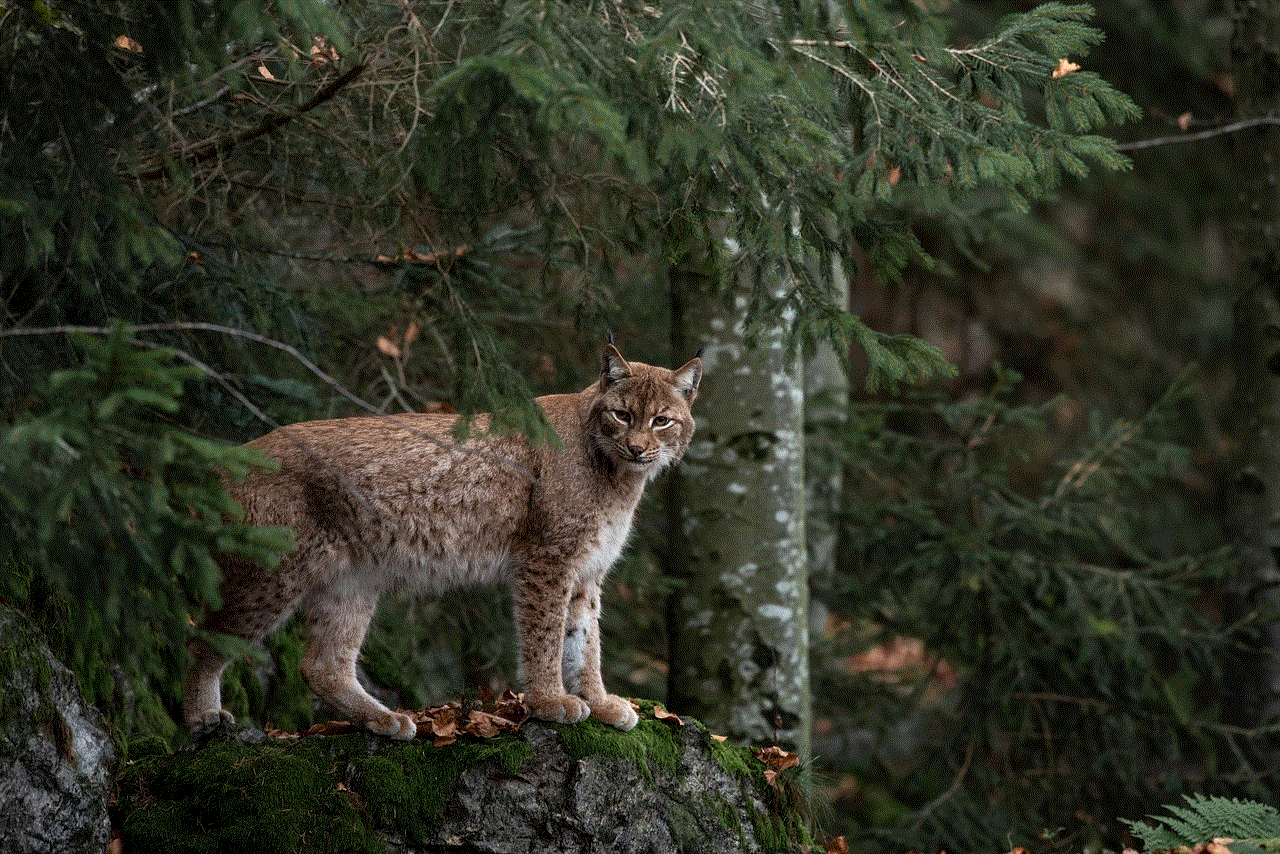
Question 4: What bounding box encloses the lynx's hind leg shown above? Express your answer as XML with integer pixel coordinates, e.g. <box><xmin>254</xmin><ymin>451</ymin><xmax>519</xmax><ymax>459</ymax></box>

<box><xmin>299</xmin><ymin>575</ymin><xmax>416</xmax><ymax>740</ymax></box>
<box><xmin>563</xmin><ymin>579</ymin><xmax>638</xmax><ymax>731</ymax></box>
<box><xmin>183</xmin><ymin>555</ymin><xmax>303</xmax><ymax>735</ymax></box>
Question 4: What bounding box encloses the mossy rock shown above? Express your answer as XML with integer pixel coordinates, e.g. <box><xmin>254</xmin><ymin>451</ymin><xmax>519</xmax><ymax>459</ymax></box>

<box><xmin>0</xmin><ymin>605</ymin><xmax>118</xmax><ymax>854</ymax></box>
<box><xmin>113</xmin><ymin>702</ymin><xmax>814</xmax><ymax>853</ymax></box>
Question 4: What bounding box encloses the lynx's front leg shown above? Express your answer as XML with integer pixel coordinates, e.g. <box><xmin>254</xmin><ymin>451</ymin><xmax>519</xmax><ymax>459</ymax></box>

<box><xmin>563</xmin><ymin>579</ymin><xmax>638</xmax><ymax>730</ymax></box>
<box><xmin>513</xmin><ymin>561</ymin><xmax>590</xmax><ymax>724</ymax></box>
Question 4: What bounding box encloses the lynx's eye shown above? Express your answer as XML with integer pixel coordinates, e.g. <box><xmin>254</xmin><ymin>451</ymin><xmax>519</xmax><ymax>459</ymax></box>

<box><xmin>610</xmin><ymin>409</ymin><xmax>632</xmax><ymax>425</ymax></box>
<box><xmin>652</xmin><ymin>415</ymin><xmax>671</xmax><ymax>428</ymax></box>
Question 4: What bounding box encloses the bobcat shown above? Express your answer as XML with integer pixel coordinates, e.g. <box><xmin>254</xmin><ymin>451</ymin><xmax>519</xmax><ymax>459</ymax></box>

<box><xmin>183</xmin><ymin>344</ymin><xmax>701</xmax><ymax>739</ymax></box>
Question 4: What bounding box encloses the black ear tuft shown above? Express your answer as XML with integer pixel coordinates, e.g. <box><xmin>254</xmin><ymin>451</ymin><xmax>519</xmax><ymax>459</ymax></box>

<box><xmin>600</xmin><ymin>343</ymin><xmax>632</xmax><ymax>387</ymax></box>
<box><xmin>695</xmin><ymin>345</ymin><xmax>706</xmax><ymax>359</ymax></box>
<box><xmin>606</xmin><ymin>329</ymin><xmax>615</xmax><ymax>346</ymax></box>
<box><xmin>671</xmin><ymin>356</ymin><xmax>702</xmax><ymax>402</ymax></box>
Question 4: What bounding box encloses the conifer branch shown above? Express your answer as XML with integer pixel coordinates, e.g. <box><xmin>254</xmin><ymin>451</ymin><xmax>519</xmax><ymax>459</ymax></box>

<box><xmin>133</xmin><ymin>61</ymin><xmax>367</xmax><ymax>180</ymax></box>
<box><xmin>0</xmin><ymin>323</ymin><xmax>538</xmax><ymax>481</ymax></box>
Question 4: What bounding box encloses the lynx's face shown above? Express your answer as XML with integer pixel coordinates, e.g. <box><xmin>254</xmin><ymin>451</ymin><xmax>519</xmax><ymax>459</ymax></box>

<box><xmin>589</xmin><ymin>345</ymin><xmax>701</xmax><ymax>478</ymax></box>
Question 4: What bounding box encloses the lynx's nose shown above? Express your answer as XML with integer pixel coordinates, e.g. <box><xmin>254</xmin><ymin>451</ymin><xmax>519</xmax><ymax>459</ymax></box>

<box><xmin>627</xmin><ymin>443</ymin><xmax>645</xmax><ymax>458</ymax></box>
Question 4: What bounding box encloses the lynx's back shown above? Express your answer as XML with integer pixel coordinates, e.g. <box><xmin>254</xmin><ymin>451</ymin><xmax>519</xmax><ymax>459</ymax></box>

<box><xmin>231</xmin><ymin>412</ymin><xmax>534</xmax><ymax>594</ymax></box>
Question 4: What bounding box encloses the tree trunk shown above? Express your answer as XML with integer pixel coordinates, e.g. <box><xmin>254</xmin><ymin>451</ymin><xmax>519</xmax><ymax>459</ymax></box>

<box><xmin>1223</xmin><ymin>0</ymin><xmax>1280</xmax><ymax>743</ymax></box>
<box><xmin>665</xmin><ymin>249</ymin><xmax>811</xmax><ymax>757</ymax></box>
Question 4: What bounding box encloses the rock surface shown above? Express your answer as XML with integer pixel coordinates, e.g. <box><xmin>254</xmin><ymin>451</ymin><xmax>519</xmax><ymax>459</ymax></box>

<box><xmin>0</xmin><ymin>606</ymin><xmax>118</xmax><ymax>854</ymax></box>
<box><xmin>115</xmin><ymin>703</ymin><xmax>812</xmax><ymax>854</ymax></box>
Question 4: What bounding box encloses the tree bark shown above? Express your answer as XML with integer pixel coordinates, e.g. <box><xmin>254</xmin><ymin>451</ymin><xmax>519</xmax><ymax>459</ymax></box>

<box><xmin>665</xmin><ymin>248</ymin><xmax>811</xmax><ymax>757</ymax></box>
<box><xmin>1223</xmin><ymin>0</ymin><xmax>1280</xmax><ymax>742</ymax></box>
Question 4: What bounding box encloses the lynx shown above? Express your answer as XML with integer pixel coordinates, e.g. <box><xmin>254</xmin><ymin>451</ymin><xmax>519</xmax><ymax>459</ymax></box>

<box><xmin>183</xmin><ymin>344</ymin><xmax>701</xmax><ymax>739</ymax></box>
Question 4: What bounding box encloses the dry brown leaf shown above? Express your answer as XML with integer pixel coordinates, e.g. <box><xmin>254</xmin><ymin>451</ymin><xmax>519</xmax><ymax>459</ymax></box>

<box><xmin>888</xmin><ymin>165</ymin><xmax>901</xmax><ymax>186</ymax></box>
<box><xmin>826</xmin><ymin>836</ymin><xmax>849</xmax><ymax>854</ymax></box>
<box><xmin>310</xmin><ymin>36</ymin><xmax>340</xmax><ymax>66</ymax></box>
<box><xmin>376</xmin><ymin>336</ymin><xmax>400</xmax><ymax>358</ymax></box>
<box><xmin>256</xmin><ymin>63</ymin><xmax>275</xmax><ymax>81</ymax></box>
<box><xmin>1178</xmin><ymin>112</ymin><xmax>1194</xmax><ymax>132</ymax></box>
<box><xmin>114</xmin><ymin>35</ymin><xmax>142</xmax><ymax>54</ymax></box>
<box><xmin>1052</xmin><ymin>58</ymin><xmax>1081</xmax><ymax>78</ymax></box>
<box><xmin>107</xmin><ymin>837</ymin><xmax>123</xmax><ymax>854</ymax></box>
<box><xmin>710</xmin><ymin>733</ymin><xmax>728</xmax><ymax>743</ymax></box>
<box><xmin>264</xmin><ymin>725</ymin><xmax>300</xmax><ymax>740</ymax></box>
<box><xmin>752</xmin><ymin>745</ymin><xmax>799</xmax><ymax>772</ymax></box>
<box><xmin>403</xmin><ymin>321</ymin><xmax>420</xmax><ymax>344</ymax></box>
<box><xmin>305</xmin><ymin>720</ymin><xmax>359</xmax><ymax>736</ymax></box>
<box><xmin>652</xmin><ymin>704</ymin><xmax>683</xmax><ymax>726</ymax></box>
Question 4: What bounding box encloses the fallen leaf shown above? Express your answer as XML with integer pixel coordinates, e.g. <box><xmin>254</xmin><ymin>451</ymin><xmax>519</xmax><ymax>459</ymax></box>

<box><xmin>403</xmin><ymin>321</ymin><xmax>420</xmax><ymax>344</ymax></box>
<box><xmin>827</xmin><ymin>836</ymin><xmax>849</xmax><ymax>854</ymax></box>
<box><xmin>888</xmin><ymin>165</ymin><xmax>901</xmax><ymax>186</ymax></box>
<box><xmin>652</xmin><ymin>704</ymin><xmax>683</xmax><ymax>726</ymax></box>
<box><xmin>710</xmin><ymin>734</ymin><xmax>728</xmax><ymax>743</ymax></box>
<box><xmin>256</xmin><ymin>63</ymin><xmax>275</xmax><ymax>81</ymax></box>
<box><xmin>376</xmin><ymin>336</ymin><xmax>400</xmax><ymax>358</ymax></box>
<box><xmin>1052</xmin><ymin>58</ymin><xmax>1080</xmax><ymax>78</ymax></box>
<box><xmin>752</xmin><ymin>745</ymin><xmax>799</xmax><ymax>772</ymax></box>
<box><xmin>1178</xmin><ymin>112</ymin><xmax>1194</xmax><ymax>132</ymax></box>
<box><xmin>114</xmin><ymin>35</ymin><xmax>142</xmax><ymax>53</ymax></box>
<box><xmin>336</xmin><ymin>781</ymin><xmax>350</xmax><ymax>792</ymax></box>
<box><xmin>304</xmin><ymin>720</ymin><xmax>359</xmax><ymax>736</ymax></box>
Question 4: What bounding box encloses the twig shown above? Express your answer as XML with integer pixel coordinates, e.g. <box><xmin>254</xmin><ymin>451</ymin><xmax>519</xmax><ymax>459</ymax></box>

<box><xmin>909</xmin><ymin>735</ymin><xmax>974</xmax><ymax>833</ymax></box>
<box><xmin>0</xmin><ymin>322</ymin><xmax>538</xmax><ymax>481</ymax></box>
<box><xmin>1115</xmin><ymin>115</ymin><xmax>1280</xmax><ymax>152</ymax></box>
<box><xmin>133</xmin><ymin>62</ymin><xmax>367</xmax><ymax>180</ymax></box>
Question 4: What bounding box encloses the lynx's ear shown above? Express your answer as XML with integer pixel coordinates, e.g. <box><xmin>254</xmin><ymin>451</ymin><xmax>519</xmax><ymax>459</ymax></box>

<box><xmin>671</xmin><ymin>357</ymin><xmax>702</xmax><ymax>402</ymax></box>
<box><xmin>601</xmin><ymin>344</ymin><xmax>633</xmax><ymax>388</ymax></box>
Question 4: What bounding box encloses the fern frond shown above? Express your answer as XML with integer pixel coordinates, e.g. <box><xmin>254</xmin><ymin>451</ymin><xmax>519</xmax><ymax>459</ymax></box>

<box><xmin>1124</xmin><ymin>795</ymin><xmax>1280</xmax><ymax>853</ymax></box>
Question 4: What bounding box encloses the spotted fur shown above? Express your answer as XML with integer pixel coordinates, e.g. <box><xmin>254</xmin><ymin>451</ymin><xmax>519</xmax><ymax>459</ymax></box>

<box><xmin>183</xmin><ymin>345</ymin><xmax>700</xmax><ymax>738</ymax></box>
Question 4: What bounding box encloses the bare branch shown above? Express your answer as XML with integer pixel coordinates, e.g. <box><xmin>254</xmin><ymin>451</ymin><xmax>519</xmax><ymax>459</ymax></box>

<box><xmin>133</xmin><ymin>61</ymin><xmax>367</xmax><ymax>181</ymax></box>
<box><xmin>1115</xmin><ymin>115</ymin><xmax>1280</xmax><ymax>152</ymax></box>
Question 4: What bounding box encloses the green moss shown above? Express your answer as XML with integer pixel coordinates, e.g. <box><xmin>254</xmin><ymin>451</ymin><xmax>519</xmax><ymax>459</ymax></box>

<box><xmin>348</xmin><ymin>734</ymin><xmax>531</xmax><ymax>844</ymax></box>
<box><xmin>127</xmin><ymin>734</ymin><xmax>171</xmax><ymax>759</ymax></box>
<box><xmin>116</xmin><ymin>731</ymin><xmax>534</xmax><ymax>853</ymax></box>
<box><xmin>117</xmin><ymin>737</ymin><xmax>383</xmax><ymax>854</ymax></box>
<box><xmin>553</xmin><ymin>713</ymin><xmax>682</xmax><ymax>781</ymax></box>
<box><xmin>706</xmin><ymin>732</ymin><xmax>756</xmax><ymax>779</ymax></box>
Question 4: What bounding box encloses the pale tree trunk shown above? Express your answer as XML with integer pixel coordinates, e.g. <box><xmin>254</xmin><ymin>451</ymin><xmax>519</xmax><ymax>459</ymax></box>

<box><xmin>665</xmin><ymin>249</ymin><xmax>811</xmax><ymax>757</ymax></box>
<box><xmin>804</xmin><ymin>244</ymin><xmax>850</xmax><ymax>628</ymax></box>
<box><xmin>1223</xmin><ymin>0</ymin><xmax>1280</xmax><ymax>743</ymax></box>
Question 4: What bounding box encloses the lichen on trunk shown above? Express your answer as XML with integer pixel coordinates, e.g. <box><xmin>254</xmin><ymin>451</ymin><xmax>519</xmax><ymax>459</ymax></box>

<box><xmin>666</xmin><ymin>255</ymin><xmax>811</xmax><ymax>758</ymax></box>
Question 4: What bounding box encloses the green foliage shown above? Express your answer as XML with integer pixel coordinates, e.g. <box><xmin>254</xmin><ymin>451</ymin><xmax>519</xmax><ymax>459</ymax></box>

<box><xmin>0</xmin><ymin>326</ymin><xmax>291</xmax><ymax>728</ymax></box>
<box><xmin>811</xmin><ymin>370</ymin><xmax>1243</xmax><ymax>852</ymax></box>
<box><xmin>1124</xmin><ymin>796</ymin><xmax>1280</xmax><ymax>854</ymax></box>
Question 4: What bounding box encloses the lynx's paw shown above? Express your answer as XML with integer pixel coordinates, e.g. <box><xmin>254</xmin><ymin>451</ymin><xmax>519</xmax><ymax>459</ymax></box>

<box><xmin>365</xmin><ymin>711</ymin><xmax>417</xmax><ymax>741</ymax></box>
<box><xmin>187</xmin><ymin>709</ymin><xmax>235</xmax><ymax>736</ymax></box>
<box><xmin>590</xmin><ymin>694</ymin><xmax>639</xmax><ymax>731</ymax></box>
<box><xmin>527</xmin><ymin>691</ymin><xmax>591</xmax><ymax>724</ymax></box>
